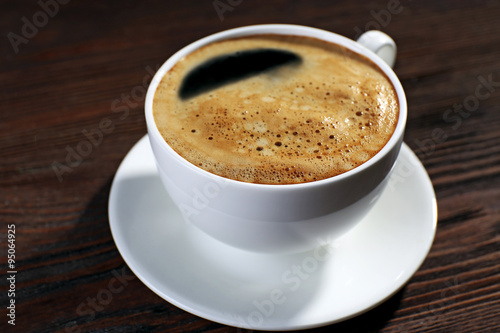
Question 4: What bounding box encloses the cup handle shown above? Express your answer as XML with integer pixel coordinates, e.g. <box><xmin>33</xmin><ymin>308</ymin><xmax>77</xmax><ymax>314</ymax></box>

<box><xmin>356</xmin><ymin>30</ymin><xmax>397</xmax><ymax>68</ymax></box>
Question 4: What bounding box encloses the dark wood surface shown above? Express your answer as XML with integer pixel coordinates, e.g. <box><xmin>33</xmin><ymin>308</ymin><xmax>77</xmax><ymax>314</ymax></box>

<box><xmin>1</xmin><ymin>0</ymin><xmax>500</xmax><ymax>332</ymax></box>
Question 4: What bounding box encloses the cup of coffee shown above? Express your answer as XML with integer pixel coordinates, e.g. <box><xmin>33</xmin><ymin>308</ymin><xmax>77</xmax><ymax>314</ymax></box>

<box><xmin>145</xmin><ymin>24</ymin><xmax>407</xmax><ymax>253</ymax></box>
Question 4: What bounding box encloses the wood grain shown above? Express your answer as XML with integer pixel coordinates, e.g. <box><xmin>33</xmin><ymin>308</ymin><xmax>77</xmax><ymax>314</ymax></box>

<box><xmin>1</xmin><ymin>0</ymin><xmax>499</xmax><ymax>332</ymax></box>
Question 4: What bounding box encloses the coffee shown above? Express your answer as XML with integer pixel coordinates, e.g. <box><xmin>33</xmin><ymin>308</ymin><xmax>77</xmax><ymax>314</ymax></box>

<box><xmin>153</xmin><ymin>35</ymin><xmax>399</xmax><ymax>184</ymax></box>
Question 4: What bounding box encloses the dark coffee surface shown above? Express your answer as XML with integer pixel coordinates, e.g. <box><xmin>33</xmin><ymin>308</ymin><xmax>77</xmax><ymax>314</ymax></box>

<box><xmin>179</xmin><ymin>48</ymin><xmax>302</xmax><ymax>99</ymax></box>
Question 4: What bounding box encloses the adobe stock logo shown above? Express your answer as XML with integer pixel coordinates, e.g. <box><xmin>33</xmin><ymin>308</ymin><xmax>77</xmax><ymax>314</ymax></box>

<box><xmin>414</xmin><ymin>73</ymin><xmax>500</xmax><ymax>159</ymax></box>
<box><xmin>213</xmin><ymin>0</ymin><xmax>243</xmax><ymax>21</ymax></box>
<box><xmin>353</xmin><ymin>0</ymin><xmax>411</xmax><ymax>40</ymax></box>
<box><xmin>64</xmin><ymin>267</ymin><xmax>136</xmax><ymax>333</ymax></box>
<box><xmin>226</xmin><ymin>237</ymin><xmax>338</xmax><ymax>329</ymax></box>
<box><xmin>51</xmin><ymin>64</ymin><xmax>160</xmax><ymax>182</ymax></box>
<box><xmin>6</xmin><ymin>0</ymin><xmax>71</xmax><ymax>55</ymax></box>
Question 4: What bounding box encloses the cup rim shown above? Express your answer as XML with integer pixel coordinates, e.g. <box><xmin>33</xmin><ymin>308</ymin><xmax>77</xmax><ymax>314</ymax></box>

<box><xmin>145</xmin><ymin>23</ymin><xmax>407</xmax><ymax>189</ymax></box>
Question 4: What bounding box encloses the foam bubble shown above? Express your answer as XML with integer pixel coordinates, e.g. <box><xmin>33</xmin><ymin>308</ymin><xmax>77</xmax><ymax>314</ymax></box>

<box><xmin>262</xmin><ymin>96</ymin><xmax>275</xmax><ymax>103</ymax></box>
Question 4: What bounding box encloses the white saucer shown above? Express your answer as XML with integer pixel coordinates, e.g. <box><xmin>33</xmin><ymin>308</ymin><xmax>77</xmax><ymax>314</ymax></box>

<box><xmin>109</xmin><ymin>135</ymin><xmax>437</xmax><ymax>331</ymax></box>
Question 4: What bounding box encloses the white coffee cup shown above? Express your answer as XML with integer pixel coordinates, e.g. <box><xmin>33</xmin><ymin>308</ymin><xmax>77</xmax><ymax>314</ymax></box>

<box><xmin>145</xmin><ymin>24</ymin><xmax>407</xmax><ymax>254</ymax></box>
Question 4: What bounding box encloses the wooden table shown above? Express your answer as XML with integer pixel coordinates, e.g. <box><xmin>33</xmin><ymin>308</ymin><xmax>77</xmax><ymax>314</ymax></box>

<box><xmin>1</xmin><ymin>0</ymin><xmax>499</xmax><ymax>332</ymax></box>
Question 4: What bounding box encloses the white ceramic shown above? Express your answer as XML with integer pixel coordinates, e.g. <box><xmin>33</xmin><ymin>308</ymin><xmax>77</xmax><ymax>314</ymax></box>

<box><xmin>145</xmin><ymin>24</ymin><xmax>408</xmax><ymax>253</ymax></box>
<box><xmin>108</xmin><ymin>136</ymin><xmax>437</xmax><ymax>330</ymax></box>
<box><xmin>356</xmin><ymin>30</ymin><xmax>396</xmax><ymax>68</ymax></box>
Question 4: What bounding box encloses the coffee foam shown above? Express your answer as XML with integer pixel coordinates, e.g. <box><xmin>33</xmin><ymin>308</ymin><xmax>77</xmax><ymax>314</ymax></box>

<box><xmin>153</xmin><ymin>35</ymin><xmax>399</xmax><ymax>184</ymax></box>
